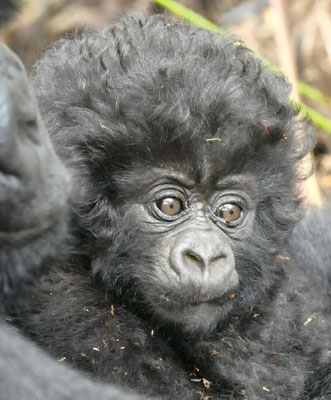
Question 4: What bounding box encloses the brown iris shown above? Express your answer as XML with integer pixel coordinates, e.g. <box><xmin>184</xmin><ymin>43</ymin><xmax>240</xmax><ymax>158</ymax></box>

<box><xmin>216</xmin><ymin>204</ymin><xmax>242</xmax><ymax>223</ymax></box>
<box><xmin>158</xmin><ymin>197</ymin><xmax>183</xmax><ymax>216</ymax></box>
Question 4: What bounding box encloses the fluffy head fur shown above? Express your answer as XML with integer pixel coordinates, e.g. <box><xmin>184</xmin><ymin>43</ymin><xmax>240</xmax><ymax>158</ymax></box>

<box><xmin>32</xmin><ymin>13</ymin><xmax>314</xmax><ymax>232</ymax></box>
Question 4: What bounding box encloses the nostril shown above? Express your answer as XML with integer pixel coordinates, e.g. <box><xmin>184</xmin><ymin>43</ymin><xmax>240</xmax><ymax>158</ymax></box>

<box><xmin>210</xmin><ymin>253</ymin><xmax>227</xmax><ymax>264</ymax></box>
<box><xmin>185</xmin><ymin>251</ymin><xmax>202</xmax><ymax>264</ymax></box>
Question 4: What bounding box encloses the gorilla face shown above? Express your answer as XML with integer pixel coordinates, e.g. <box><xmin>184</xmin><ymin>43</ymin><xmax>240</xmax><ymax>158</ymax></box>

<box><xmin>33</xmin><ymin>14</ymin><xmax>312</xmax><ymax>338</ymax></box>
<box><xmin>89</xmin><ymin>161</ymin><xmax>258</xmax><ymax>334</ymax></box>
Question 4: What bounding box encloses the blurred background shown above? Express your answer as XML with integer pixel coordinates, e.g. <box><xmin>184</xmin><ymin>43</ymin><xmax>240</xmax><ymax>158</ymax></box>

<box><xmin>1</xmin><ymin>0</ymin><xmax>330</xmax><ymax>200</ymax></box>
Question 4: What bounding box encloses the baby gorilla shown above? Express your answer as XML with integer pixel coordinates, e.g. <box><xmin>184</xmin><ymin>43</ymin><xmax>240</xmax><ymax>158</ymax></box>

<box><xmin>5</xmin><ymin>13</ymin><xmax>331</xmax><ymax>400</ymax></box>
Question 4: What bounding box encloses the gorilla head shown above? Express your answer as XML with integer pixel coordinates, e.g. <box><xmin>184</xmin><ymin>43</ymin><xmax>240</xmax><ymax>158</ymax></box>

<box><xmin>30</xmin><ymin>14</ymin><xmax>314</xmax><ymax>336</ymax></box>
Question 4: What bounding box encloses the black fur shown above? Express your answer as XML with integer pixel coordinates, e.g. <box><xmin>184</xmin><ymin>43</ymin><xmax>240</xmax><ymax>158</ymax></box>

<box><xmin>4</xmin><ymin>13</ymin><xmax>331</xmax><ymax>400</ymax></box>
<box><xmin>0</xmin><ymin>321</ymin><xmax>141</xmax><ymax>400</ymax></box>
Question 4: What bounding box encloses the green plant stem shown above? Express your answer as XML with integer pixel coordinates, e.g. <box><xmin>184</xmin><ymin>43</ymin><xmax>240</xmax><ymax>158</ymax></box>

<box><xmin>153</xmin><ymin>0</ymin><xmax>225</xmax><ymax>33</ymax></box>
<box><xmin>152</xmin><ymin>0</ymin><xmax>331</xmax><ymax>134</ymax></box>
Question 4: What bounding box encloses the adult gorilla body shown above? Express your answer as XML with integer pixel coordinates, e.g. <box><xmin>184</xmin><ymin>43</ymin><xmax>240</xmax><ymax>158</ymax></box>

<box><xmin>3</xmin><ymin>13</ymin><xmax>331</xmax><ymax>400</ymax></box>
<box><xmin>0</xmin><ymin>39</ymin><xmax>140</xmax><ymax>400</ymax></box>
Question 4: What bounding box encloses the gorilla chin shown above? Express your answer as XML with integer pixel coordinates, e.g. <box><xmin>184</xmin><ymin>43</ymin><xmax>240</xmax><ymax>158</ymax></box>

<box><xmin>148</xmin><ymin>284</ymin><xmax>239</xmax><ymax>335</ymax></box>
<box><xmin>153</xmin><ymin>300</ymin><xmax>237</xmax><ymax>336</ymax></box>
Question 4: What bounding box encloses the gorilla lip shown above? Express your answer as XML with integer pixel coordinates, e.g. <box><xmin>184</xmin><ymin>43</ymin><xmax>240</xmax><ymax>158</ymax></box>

<box><xmin>157</xmin><ymin>289</ymin><xmax>235</xmax><ymax>308</ymax></box>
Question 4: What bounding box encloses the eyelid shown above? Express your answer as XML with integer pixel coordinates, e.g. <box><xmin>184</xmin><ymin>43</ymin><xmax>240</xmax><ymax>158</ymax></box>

<box><xmin>153</xmin><ymin>187</ymin><xmax>188</xmax><ymax>204</ymax></box>
<box><xmin>143</xmin><ymin>182</ymin><xmax>188</xmax><ymax>203</ymax></box>
<box><xmin>212</xmin><ymin>191</ymin><xmax>248</xmax><ymax>208</ymax></box>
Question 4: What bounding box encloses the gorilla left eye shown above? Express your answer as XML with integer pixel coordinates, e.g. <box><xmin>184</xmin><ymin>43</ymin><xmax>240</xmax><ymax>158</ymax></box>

<box><xmin>216</xmin><ymin>203</ymin><xmax>242</xmax><ymax>223</ymax></box>
<box><xmin>157</xmin><ymin>197</ymin><xmax>183</xmax><ymax>216</ymax></box>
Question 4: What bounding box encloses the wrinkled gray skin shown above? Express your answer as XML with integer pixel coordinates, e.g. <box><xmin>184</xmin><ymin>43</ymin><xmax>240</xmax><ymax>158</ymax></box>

<box><xmin>0</xmin><ymin>43</ymin><xmax>142</xmax><ymax>400</ymax></box>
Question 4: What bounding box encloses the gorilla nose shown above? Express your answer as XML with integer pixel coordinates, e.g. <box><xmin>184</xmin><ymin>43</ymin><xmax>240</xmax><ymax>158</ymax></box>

<box><xmin>183</xmin><ymin>248</ymin><xmax>225</xmax><ymax>270</ymax></box>
<box><xmin>169</xmin><ymin>229</ymin><xmax>231</xmax><ymax>278</ymax></box>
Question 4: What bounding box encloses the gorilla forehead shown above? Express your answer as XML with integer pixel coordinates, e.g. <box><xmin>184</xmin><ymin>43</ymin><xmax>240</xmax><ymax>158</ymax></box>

<box><xmin>84</xmin><ymin>115</ymin><xmax>295</xmax><ymax>200</ymax></box>
<box><xmin>110</xmin><ymin>164</ymin><xmax>259</xmax><ymax>203</ymax></box>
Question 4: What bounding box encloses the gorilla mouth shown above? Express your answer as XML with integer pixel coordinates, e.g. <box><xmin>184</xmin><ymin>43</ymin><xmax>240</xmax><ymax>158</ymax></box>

<box><xmin>152</xmin><ymin>291</ymin><xmax>237</xmax><ymax>333</ymax></box>
<box><xmin>158</xmin><ymin>290</ymin><xmax>234</xmax><ymax>309</ymax></box>
<box><xmin>189</xmin><ymin>296</ymin><xmax>229</xmax><ymax>307</ymax></box>
<box><xmin>189</xmin><ymin>292</ymin><xmax>235</xmax><ymax>307</ymax></box>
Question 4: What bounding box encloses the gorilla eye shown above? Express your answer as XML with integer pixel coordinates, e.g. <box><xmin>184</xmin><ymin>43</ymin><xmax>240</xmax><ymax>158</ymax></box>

<box><xmin>216</xmin><ymin>204</ymin><xmax>242</xmax><ymax>224</ymax></box>
<box><xmin>157</xmin><ymin>197</ymin><xmax>183</xmax><ymax>216</ymax></box>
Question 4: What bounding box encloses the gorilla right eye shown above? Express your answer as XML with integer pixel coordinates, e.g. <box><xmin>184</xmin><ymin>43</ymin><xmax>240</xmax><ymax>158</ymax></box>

<box><xmin>157</xmin><ymin>197</ymin><xmax>183</xmax><ymax>216</ymax></box>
